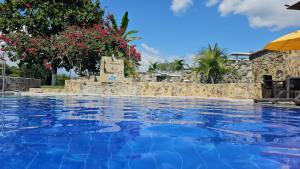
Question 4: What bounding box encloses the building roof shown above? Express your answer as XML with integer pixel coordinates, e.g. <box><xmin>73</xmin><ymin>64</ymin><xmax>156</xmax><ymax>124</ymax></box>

<box><xmin>249</xmin><ymin>49</ymin><xmax>272</xmax><ymax>60</ymax></box>
<box><xmin>287</xmin><ymin>1</ymin><xmax>300</xmax><ymax>10</ymax></box>
<box><xmin>229</xmin><ymin>52</ymin><xmax>251</xmax><ymax>56</ymax></box>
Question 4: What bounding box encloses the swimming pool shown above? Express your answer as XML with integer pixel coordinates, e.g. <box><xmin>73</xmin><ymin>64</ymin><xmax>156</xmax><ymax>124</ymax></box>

<box><xmin>0</xmin><ymin>96</ymin><xmax>299</xmax><ymax>169</ymax></box>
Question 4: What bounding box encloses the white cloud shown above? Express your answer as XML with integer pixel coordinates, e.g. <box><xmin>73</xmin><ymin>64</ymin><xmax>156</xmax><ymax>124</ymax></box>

<box><xmin>171</xmin><ymin>0</ymin><xmax>193</xmax><ymax>14</ymax></box>
<box><xmin>208</xmin><ymin>0</ymin><xmax>300</xmax><ymax>30</ymax></box>
<box><xmin>182</xmin><ymin>53</ymin><xmax>196</xmax><ymax>67</ymax></box>
<box><xmin>0</xmin><ymin>38</ymin><xmax>18</xmax><ymax>67</ymax></box>
<box><xmin>206</xmin><ymin>0</ymin><xmax>220</xmax><ymax>7</ymax></box>
<box><xmin>139</xmin><ymin>43</ymin><xmax>164</xmax><ymax>72</ymax></box>
<box><xmin>141</xmin><ymin>43</ymin><xmax>160</xmax><ymax>56</ymax></box>
<box><xmin>0</xmin><ymin>51</ymin><xmax>18</xmax><ymax>67</ymax></box>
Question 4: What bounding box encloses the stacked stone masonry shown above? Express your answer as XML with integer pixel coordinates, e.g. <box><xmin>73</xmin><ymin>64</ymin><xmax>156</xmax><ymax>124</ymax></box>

<box><xmin>251</xmin><ymin>51</ymin><xmax>300</xmax><ymax>83</ymax></box>
<box><xmin>62</xmin><ymin>80</ymin><xmax>262</xmax><ymax>99</ymax></box>
<box><xmin>224</xmin><ymin>61</ymin><xmax>253</xmax><ymax>83</ymax></box>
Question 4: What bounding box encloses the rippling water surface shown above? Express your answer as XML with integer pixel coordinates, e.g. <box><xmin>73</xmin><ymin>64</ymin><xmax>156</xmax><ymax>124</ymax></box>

<box><xmin>0</xmin><ymin>96</ymin><xmax>300</xmax><ymax>169</ymax></box>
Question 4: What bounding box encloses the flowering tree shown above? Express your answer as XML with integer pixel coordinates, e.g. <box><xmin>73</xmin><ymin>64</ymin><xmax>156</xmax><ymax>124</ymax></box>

<box><xmin>55</xmin><ymin>21</ymin><xmax>141</xmax><ymax>76</ymax></box>
<box><xmin>0</xmin><ymin>0</ymin><xmax>104</xmax><ymax>85</ymax></box>
<box><xmin>0</xmin><ymin>1</ymin><xmax>141</xmax><ymax>82</ymax></box>
<box><xmin>1</xmin><ymin>21</ymin><xmax>141</xmax><ymax>78</ymax></box>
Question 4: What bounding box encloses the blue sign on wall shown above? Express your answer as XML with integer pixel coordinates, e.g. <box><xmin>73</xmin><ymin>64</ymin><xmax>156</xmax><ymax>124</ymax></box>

<box><xmin>107</xmin><ymin>75</ymin><xmax>117</xmax><ymax>82</ymax></box>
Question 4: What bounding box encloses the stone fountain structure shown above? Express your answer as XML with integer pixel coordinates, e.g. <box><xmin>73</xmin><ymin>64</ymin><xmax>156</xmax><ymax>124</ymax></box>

<box><xmin>99</xmin><ymin>56</ymin><xmax>125</xmax><ymax>83</ymax></box>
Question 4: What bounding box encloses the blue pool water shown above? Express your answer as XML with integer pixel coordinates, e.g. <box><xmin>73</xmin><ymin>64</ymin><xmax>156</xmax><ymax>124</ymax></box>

<box><xmin>0</xmin><ymin>96</ymin><xmax>300</xmax><ymax>169</ymax></box>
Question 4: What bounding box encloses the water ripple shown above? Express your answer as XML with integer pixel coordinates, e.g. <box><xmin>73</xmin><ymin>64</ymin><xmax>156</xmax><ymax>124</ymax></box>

<box><xmin>0</xmin><ymin>96</ymin><xmax>299</xmax><ymax>169</ymax></box>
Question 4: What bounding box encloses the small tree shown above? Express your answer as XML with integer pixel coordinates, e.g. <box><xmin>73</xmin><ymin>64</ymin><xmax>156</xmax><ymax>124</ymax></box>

<box><xmin>55</xmin><ymin>22</ymin><xmax>141</xmax><ymax>77</ymax></box>
<box><xmin>194</xmin><ymin>43</ymin><xmax>231</xmax><ymax>84</ymax></box>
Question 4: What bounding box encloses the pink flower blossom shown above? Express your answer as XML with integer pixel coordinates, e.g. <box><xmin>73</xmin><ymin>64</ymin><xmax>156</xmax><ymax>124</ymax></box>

<box><xmin>27</xmin><ymin>48</ymin><xmax>38</xmax><ymax>54</ymax></box>
<box><xmin>99</xmin><ymin>29</ymin><xmax>108</xmax><ymax>36</ymax></box>
<box><xmin>94</xmin><ymin>35</ymin><xmax>102</xmax><ymax>39</ymax></box>
<box><xmin>24</xmin><ymin>3</ymin><xmax>32</xmax><ymax>8</ymax></box>
<box><xmin>0</xmin><ymin>35</ymin><xmax>11</xmax><ymax>43</ymax></box>
<box><xmin>43</xmin><ymin>59</ymin><xmax>52</xmax><ymax>70</ymax></box>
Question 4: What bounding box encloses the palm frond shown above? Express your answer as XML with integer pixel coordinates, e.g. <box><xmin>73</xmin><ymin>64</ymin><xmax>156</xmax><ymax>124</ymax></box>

<box><xmin>109</xmin><ymin>14</ymin><xmax>118</xmax><ymax>30</ymax></box>
<box><xmin>125</xmin><ymin>30</ymin><xmax>139</xmax><ymax>36</ymax></box>
<box><xmin>120</xmin><ymin>11</ymin><xmax>129</xmax><ymax>34</ymax></box>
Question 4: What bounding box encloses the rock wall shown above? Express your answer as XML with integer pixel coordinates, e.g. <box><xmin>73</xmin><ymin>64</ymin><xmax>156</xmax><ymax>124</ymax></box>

<box><xmin>251</xmin><ymin>51</ymin><xmax>300</xmax><ymax>83</ymax></box>
<box><xmin>223</xmin><ymin>61</ymin><xmax>253</xmax><ymax>83</ymax></box>
<box><xmin>0</xmin><ymin>77</ymin><xmax>41</xmax><ymax>91</ymax></box>
<box><xmin>63</xmin><ymin>80</ymin><xmax>262</xmax><ymax>99</ymax></box>
<box><xmin>285</xmin><ymin>52</ymin><xmax>300</xmax><ymax>78</ymax></box>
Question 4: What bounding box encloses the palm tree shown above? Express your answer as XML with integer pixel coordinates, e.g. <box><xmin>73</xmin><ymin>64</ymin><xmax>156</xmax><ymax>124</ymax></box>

<box><xmin>172</xmin><ymin>59</ymin><xmax>185</xmax><ymax>71</ymax></box>
<box><xmin>109</xmin><ymin>12</ymin><xmax>141</xmax><ymax>77</ymax></box>
<box><xmin>148</xmin><ymin>62</ymin><xmax>159</xmax><ymax>73</ymax></box>
<box><xmin>109</xmin><ymin>12</ymin><xmax>141</xmax><ymax>42</ymax></box>
<box><xmin>194</xmin><ymin>43</ymin><xmax>230</xmax><ymax>84</ymax></box>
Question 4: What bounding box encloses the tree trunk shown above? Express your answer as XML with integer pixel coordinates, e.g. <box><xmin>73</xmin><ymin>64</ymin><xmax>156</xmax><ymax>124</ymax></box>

<box><xmin>51</xmin><ymin>67</ymin><xmax>57</xmax><ymax>86</ymax></box>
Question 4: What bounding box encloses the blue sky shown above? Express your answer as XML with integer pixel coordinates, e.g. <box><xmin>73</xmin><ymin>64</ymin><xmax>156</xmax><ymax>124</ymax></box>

<box><xmin>1</xmin><ymin>0</ymin><xmax>300</xmax><ymax>72</ymax></box>
<box><xmin>101</xmin><ymin>0</ymin><xmax>300</xmax><ymax>71</ymax></box>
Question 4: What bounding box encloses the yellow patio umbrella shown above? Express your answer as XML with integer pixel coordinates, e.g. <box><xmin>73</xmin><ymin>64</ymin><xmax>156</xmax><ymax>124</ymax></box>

<box><xmin>265</xmin><ymin>30</ymin><xmax>300</xmax><ymax>51</ymax></box>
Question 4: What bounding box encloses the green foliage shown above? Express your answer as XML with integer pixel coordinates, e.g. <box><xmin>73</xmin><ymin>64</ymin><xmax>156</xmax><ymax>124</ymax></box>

<box><xmin>193</xmin><ymin>43</ymin><xmax>231</xmax><ymax>84</ymax></box>
<box><xmin>57</xmin><ymin>74</ymin><xmax>70</xmax><ymax>86</ymax></box>
<box><xmin>120</xmin><ymin>12</ymin><xmax>129</xmax><ymax>34</ymax></box>
<box><xmin>124</xmin><ymin>59</ymin><xmax>138</xmax><ymax>77</ymax></box>
<box><xmin>108</xmin><ymin>11</ymin><xmax>141</xmax><ymax>42</ymax></box>
<box><xmin>6</xmin><ymin>66</ymin><xmax>21</xmax><ymax>77</ymax></box>
<box><xmin>19</xmin><ymin>63</ymin><xmax>52</xmax><ymax>85</ymax></box>
<box><xmin>1</xmin><ymin>63</ymin><xmax>69</xmax><ymax>85</ymax></box>
<box><xmin>147</xmin><ymin>59</ymin><xmax>186</xmax><ymax>73</ymax></box>
<box><xmin>148</xmin><ymin>62</ymin><xmax>158</xmax><ymax>73</ymax></box>
<box><xmin>171</xmin><ymin>59</ymin><xmax>185</xmax><ymax>71</ymax></box>
<box><xmin>0</xmin><ymin>64</ymin><xmax>12</xmax><ymax>76</ymax></box>
<box><xmin>0</xmin><ymin>0</ymin><xmax>104</xmax><ymax>35</ymax></box>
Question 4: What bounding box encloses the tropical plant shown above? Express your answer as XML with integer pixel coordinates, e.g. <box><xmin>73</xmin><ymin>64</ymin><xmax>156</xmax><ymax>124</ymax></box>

<box><xmin>172</xmin><ymin>59</ymin><xmax>185</xmax><ymax>71</ymax></box>
<box><xmin>57</xmin><ymin>74</ymin><xmax>70</xmax><ymax>86</ymax></box>
<box><xmin>124</xmin><ymin>59</ymin><xmax>139</xmax><ymax>77</ymax></box>
<box><xmin>108</xmin><ymin>12</ymin><xmax>141</xmax><ymax>42</ymax></box>
<box><xmin>148</xmin><ymin>59</ymin><xmax>187</xmax><ymax>73</ymax></box>
<box><xmin>194</xmin><ymin>43</ymin><xmax>231</xmax><ymax>84</ymax></box>
<box><xmin>148</xmin><ymin>62</ymin><xmax>159</xmax><ymax>73</ymax></box>
<box><xmin>108</xmin><ymin>11</ymin><xmax>141</xmax><ymax>77</ymax></box>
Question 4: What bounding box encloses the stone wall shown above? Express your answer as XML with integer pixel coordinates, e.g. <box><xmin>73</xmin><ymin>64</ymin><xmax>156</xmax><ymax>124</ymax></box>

<box><xmin>251</xmin><ymin>50</ymin><xmax>300</xmax><ymax>83</ymax></box>
<box><xmin>223</xmin><ymin>61</ymin><xmax>253</xmax><ymax>83</ymax></box>
<box><xmin>0</xmin><ymin>77</ymin><xmax>41</xmax><ymax>91</ymax></box>
<box><xmin>285</xmin><ymin>52</ymin><xmax>300</xmax><ymax>78</ymax></box>
<box><xmin>62</xmin><ymin>80</ymin><xmax>262</xmax><ymax>99</ymax></box>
